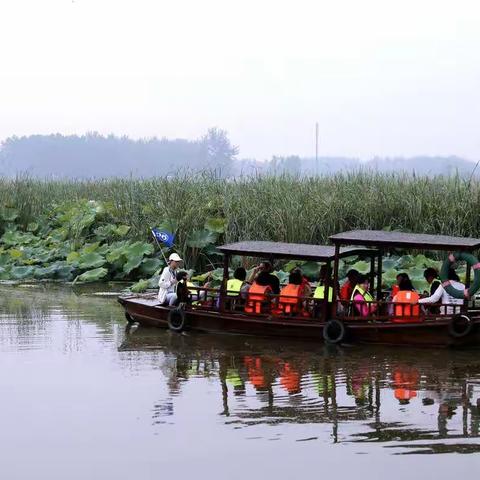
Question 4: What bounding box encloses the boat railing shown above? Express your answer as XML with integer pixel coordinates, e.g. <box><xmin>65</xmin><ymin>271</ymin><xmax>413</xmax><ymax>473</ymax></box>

<box><xmin>181</xmin><ymin>286</ymin><xmax>478</xmax><ymax>323</ymax></box>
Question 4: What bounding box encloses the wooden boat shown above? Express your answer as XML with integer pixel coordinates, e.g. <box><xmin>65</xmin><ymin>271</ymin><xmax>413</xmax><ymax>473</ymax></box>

<box><xmin>118</xmin><ymin>231</ymin><xmax>480</xmax><ymax>347</ymax></box>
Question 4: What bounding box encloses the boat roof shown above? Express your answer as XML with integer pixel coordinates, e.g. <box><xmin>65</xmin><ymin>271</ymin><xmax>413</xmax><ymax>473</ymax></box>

<box><xmin>330</xmin><ymin>230</ymin><xmax>480</xmax><ymax>251</ymax></box>
<box><xmin>217</xmin><ymin>241</ymin><xmax>376</xmax><ymax>261</ymax></box>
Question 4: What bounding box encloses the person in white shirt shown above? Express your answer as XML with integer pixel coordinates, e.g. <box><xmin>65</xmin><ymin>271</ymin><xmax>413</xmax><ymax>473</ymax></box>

<box><xmin>418</xmin><ymin>268</ymin><xmax>465</xmax><ymax>315</ymax></box>
<box><xmin>158</xmin><ymin>253</ymin><xmax>183</xmax><ymax>306</ymax></box>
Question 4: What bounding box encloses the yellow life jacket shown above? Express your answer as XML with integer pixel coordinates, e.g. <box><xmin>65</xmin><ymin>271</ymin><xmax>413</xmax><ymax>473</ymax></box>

<box><xmin>350</xmin><ymin>285</ymin><xmax>374</xmax><ymax>302</ymax></box>
<box><xmin>227</xmin><ymin>278</ymin><xmax>244</xmax><ymax>296</ymax></box>
<box><xmin>313</xmin><ymin>285</ymin><xmax>333</xmax><ymax>302</ymax></box>
<box><xmin>186</xmin><ymin>281</ymin><xmax>197</xmax><ymax>294</ymax></box>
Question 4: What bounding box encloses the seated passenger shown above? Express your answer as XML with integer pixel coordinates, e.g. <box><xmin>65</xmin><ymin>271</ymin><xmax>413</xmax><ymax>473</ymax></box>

<box><xmin>175</xmin><ymin>271</ymin><xmax>190</xmax><ymax>305</ymax></box>
<box><xmin>276</xmin><ymin>270</ymin><xmax>305</xmax><ymax>315</ymax></box>
<box><xmin>340</xmin><ymin>269</ymin><xmax>359</xmax><ymax>302</ymax></box>
<box><xmin>351</xmin><ymin>274</ymin><xmax>376</xmax><ymax>317</ymax></box>
<box><xmin>392</xmin><ymin>276</ymin><xmax>420</xmax><ymax>318</ymax></box>
<box><xmin>245</xmin><ymin>271</ymin><xmax>273</xmax><ymax>314</ymax></box>
<box><xmin>248</xmin><ymin>261</ymin><xmax>280</xmax><ymax>294</ymax></box>
<box><xmin>391</xmin><ymin>272</ymin><xmax>409</xmax><ymax>298</ymax></box>
<box><xmin>313</xmin><ymin>265</ymin><xmax>333</xmax><ymax>302</ymax></box>
<box><xmin>423</xmin><ymin>267</ymin><xmax>442</xmax><ymax>314</ymax></box>
<box><xmin>419</xmin><ymin>267</ymin><xmax>465</xmax><ymax>315</ymax></box>
<box><xmin>227</xmin><ymin>267</ymin><xmax>249</xmax><ymax>298</ymax></box>
<box><xmin>292</xmin><ymin>267</ymin><xmax>312</xmax><ymax>297</ymax></box>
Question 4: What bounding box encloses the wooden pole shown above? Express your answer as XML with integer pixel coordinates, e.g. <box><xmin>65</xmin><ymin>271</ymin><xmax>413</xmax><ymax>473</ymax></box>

<box><xmin>376</xmin><ymin>250</ymin><xmax>383</xmax><ymax>301</ymax></box>
<box><xmin>332</xmin><ymin>244</ymin><xmax>340</xmax><ymax>318</ymax></box>
<box><xmin>220</xmin><ymin>254</ymin><xmax>230</xmax><ymax>312</ymax></box>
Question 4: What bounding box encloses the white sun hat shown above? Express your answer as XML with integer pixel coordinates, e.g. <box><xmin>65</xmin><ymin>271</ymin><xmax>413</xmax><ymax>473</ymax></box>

<box><xmin>168</xmin><ymin>253</ymin><xmax>183</xmax><ymax>262</ymax></box>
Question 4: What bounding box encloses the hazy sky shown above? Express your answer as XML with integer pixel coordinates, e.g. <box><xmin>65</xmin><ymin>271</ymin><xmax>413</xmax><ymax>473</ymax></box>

<box><xmin>1</xmin><ymin>0</ymin><xmax>479</xmax><ymax>160</ymax></box>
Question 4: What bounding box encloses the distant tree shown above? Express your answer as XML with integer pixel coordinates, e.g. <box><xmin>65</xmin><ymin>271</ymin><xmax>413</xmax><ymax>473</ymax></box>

<box><xmin>201</xmin><ymin>128</ymin><xmax>239</xmax><ymax>177</ymax></box>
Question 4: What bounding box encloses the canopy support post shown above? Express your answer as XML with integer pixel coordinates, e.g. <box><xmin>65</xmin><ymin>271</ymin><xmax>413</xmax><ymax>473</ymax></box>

<box><xmin>376</xmin><ymin>250</ymin><xmax>383</xmax><ymax>301</ymax></box>
<box><xmin>220</xmin><ymin>253</ymin><xmax>230</xmax><ymax>312</ymax></box>
<box><xmin>332</xmin><ymin>244</ymin><xmax>340</xmax><ymax>318</ymax></box>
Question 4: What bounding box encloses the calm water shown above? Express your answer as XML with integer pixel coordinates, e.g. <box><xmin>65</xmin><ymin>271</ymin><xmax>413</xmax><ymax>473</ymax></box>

<box><xmin>1</xmin><ymin>284</ymin><xmax>479</xmax><ymax>479</ymax></box>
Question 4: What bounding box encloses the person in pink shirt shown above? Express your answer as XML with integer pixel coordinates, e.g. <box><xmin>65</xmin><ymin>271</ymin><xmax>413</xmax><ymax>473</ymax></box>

<box><xmin>351</xmin><ymin>274</ymin><xmax>377</xmax><ymax>318</ymax></box>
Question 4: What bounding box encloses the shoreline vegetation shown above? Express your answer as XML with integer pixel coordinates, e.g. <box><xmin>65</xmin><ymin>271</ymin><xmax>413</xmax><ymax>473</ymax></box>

<box><xmin>0</xmin><ymin>172</ymin><xmax>477</xmax><ymax>291</ymax></box>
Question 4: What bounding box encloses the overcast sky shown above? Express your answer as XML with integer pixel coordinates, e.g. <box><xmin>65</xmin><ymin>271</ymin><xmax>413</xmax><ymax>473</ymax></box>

<box><xmin>0</xmin><ymin>0</ymin><xmax>479</xmax><ymax>160</ymax></box>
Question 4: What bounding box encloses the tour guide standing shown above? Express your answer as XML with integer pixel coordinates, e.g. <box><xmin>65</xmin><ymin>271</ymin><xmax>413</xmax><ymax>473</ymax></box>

<box><xmin>158</xmin><ymin>253</ymin><xmax>183</xmax><ymax>306</ymax></box>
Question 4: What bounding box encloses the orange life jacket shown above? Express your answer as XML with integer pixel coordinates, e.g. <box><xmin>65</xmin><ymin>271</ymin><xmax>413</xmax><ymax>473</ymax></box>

<box><xmin>393</xmin><ymin>290</ymin><xmax>420</xmax><ymax>320</ymax></box>
<box><xmin>393</xmin><ymin>369</ymin><xmax>419</xmax><ymax>401</ymax></box>
<box><xmin>277</xmin><ymin>284</ymin><xmax>303</xmax><ymax>314</ymax></box>
<box><xmin>245</xmin><ymin>283</ymin><xmax>272</xmax><ymax>314</ymax></box>
<box><xmin>244</xmin><ymin>356</ymin><xmax>266</xmax><ymax>389</ymax></box>
<box><xmin>280</xmin><ymin>362</ymin><xmax>301</xmax><ymax>394</ymax></box>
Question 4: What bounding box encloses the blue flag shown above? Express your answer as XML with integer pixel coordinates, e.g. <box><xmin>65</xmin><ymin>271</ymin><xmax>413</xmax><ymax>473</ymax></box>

<box><xmin>151</xmin><ymin>228</ymin><xmax>175</xmax><ymax>248</ymax></box>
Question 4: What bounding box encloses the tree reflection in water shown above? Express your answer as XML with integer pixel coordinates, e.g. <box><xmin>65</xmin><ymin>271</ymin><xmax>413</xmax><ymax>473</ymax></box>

<box><xmin>120</xmin><ymin>328</ymin><xmax>480</xmax><ymax>454</ymax></box>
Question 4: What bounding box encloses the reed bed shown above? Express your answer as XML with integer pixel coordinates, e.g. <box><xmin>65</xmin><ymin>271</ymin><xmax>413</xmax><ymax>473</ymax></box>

<box><xmin>1</xmin><ymin>172</ymin><xmax>480</xmax><ymax>248</ymax></box>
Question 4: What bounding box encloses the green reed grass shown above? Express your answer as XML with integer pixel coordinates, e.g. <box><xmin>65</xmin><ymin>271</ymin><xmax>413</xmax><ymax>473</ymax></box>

<box><xmin>1</xmin><ymin>172</ymin><xmax>480</xmax><ymax>253</ymax></box>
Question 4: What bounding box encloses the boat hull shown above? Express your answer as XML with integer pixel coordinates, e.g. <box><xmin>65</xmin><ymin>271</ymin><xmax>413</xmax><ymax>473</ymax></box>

<box><xmin>118</xmin><ymin>295</ymin><xmax>480</xmax><ymax>347</ymax></box>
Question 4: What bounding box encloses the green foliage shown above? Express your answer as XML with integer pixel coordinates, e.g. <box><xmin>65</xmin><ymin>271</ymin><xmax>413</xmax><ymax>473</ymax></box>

<box><xmin>130</xmin><ymin>279</ymin><xmax>150</xmax><ymax>293</ymax></box>
<box><xmin>74</xmin><ymin>267</ymin><xmax>109</xmax><ymax>283</ymax></box>
<box><xmin>0</xmin><ymin>200</ymin><xmax>159</xmax><ymax>284</ymax></box>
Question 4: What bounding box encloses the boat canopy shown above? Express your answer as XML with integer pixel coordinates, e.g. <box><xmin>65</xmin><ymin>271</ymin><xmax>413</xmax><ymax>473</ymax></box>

<box><xmin>330</xmin><ymin>230</ymin><xmax>480</xmax><ymax>251</ymax></box>
<box><xmin>217</xmin><ymin>241</ymin><xmax>376</xmax><ymax>261</ymax></box>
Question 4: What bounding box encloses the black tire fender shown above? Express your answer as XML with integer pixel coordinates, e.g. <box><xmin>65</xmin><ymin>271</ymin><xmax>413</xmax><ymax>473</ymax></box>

<box><xmin>323</xmin><ymin>319</ymin><xmax>347</xmax><ymax>344</ymax></box>
<box><xmin>448</xmin><ymin>314</ymin><xmax>473</xmax><ymax>339</ymax></box>
<box><xmin>125</xmin><ymin>312</ymin><xmax>135</xmax><ymax>323</ymax></box>
<box><xmin>168</xmin><ymin>307</ymin><xmax>187</xmax><ymax>332</ymax></box>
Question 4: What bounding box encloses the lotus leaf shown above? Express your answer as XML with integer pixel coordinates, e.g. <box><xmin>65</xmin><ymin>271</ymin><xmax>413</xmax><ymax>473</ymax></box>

<box><xmin>157</xmin><ymin>219</ymin><xmax>178</xmax><ymax>235</ymax></box>
<box><xmin>382</xmin><ymin>268</ymin><xmax>398</xmax><ymax>287</ymax></box>
<box><xmin>130</xmin><ymin>279</ymin><xmax>150</xmax><ymax>293</ymax></box>
<box><xmin>27</xmin><ymin>222</ymin><xmax>39</xmax><ymax>232</ymax></box>
<box><xmin>124</xmin><ymin>241</ymin><xmax>154</xmax><ymax>258</ymax></box>
<box><xmin>283</xmin><ymin>260</ymin><xmax>304</xmax><ymax>272</ymax></box>
<box><xmin>396</xmin><ymin>255</ymin><xmax>416</xmax><ymax>270</ymax></box>
<box><xmin>382</xmin><ymin>258</ymin><xmax>398</xmax><ymax>271</ymax></box>
<box><xmin>123</xmin><ymin>255</ymin><xmax>144</xmax><ymax>274</ymax></box>
<box><xmin>77</xmin><ymin>252</ymin><xmax>106</xmax><ymax>269</ymax></box>
<box><xmin>94</xmin><ymin>225</ymin><xmax>117</xmax><ymax>240</ymax></box>
<box><xmin>274</xmin><ymin>270</ymin><xmax>289</xmax><ymax>284</ymax></box>
<box><xmin>67</xmin><ymin>251</ymin><xmax>80</xmax><ymax>264</ymax></box>
<box><xmin>351</xmin><ymin>260</ymin><xmax>371</xmax><ymax>275</ymax></box>
<box><xmin>9</xmin><ymin>249</ymin><xmax>23</xmax><ymax>260</ymax></box>
<box><xmin>186</xmin><ymin>229</ymin><xmax>217</xmax><ymax>249</ymax></box>
<box><xmin>147</xmin><ymin>275</ymin><xmax>160</xmax><ymax>289</ymax></box>
<box><xmin>74</xmin><ymin>267</ymin><xmax>108</xmax><ymax>283</ymax></box>
<box><xmin>116</xmin><ymin>225</ymin><xmax>130</xmax><ymax>237</ymax></box>
<box><xmin>1</xmin><ymin>231</ymin><xmax>35</xmax><ymax>246</ymax></box>
<box><xmin>300</xmin><ymin>261</ymin><xmax>321</xmax><ymax>279</ymax></box>
<box><xmin>10</xmin><ymin>266</ymin><xmax>35</xmax><ymax>279</ymax></box>
<box><xmin>0</xmin><ymin>207</ymin><xmax>19</xmax><ymax>222</ymax></box>
<box><xmin>81</xmin><ymin>242</ymin><xmax>100</xmax><ymax>254</ymax></box>
<box><xmin>0</xmin><ymin>253</ymin><xmax>10</xmax><ymax>266</ymax></box>
<box><xmin>0</xmin><ymin>266</ymin><xmax>11</xmax><ymax>280</ymax></box>
<box><xmin>139</xmin><ymin>257</ymin><xmax>163</xmax><ymax>276</ymax></box>
<box><xmin>48</xmin><ymin>228</ymin><xmax>68</xmax><ymax>243</ymax></box>
<box><xmin>204</xmin><ymin>217</ymin><xmax>226</xmax><ymax>234</ymax></box>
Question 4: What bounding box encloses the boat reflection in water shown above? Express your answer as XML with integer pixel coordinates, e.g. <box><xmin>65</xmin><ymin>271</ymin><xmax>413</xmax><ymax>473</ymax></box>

<box><xmin>120</xmin><ymin>328</ymin><xmax>480</xmax><ymax>454</ymax></box>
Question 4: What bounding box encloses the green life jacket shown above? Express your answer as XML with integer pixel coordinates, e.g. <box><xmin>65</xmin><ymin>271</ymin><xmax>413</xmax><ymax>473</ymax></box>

<box><xmin>227</xmin><ymin>278</ymin><xmax>244</xmax><ymax>296</ymax></box>
<box><xmin>350</xmin><ymin>285</ymin><xmax>374</xmax><ymax>302</ymax></box>
<box><xmin>313</xmin><ymin>285</ymin><xmax>333</xmax><ymax>302</ymax></box>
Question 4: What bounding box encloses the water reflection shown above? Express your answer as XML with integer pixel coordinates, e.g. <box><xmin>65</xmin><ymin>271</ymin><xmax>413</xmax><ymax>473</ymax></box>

<box><xmin>1</xmin><ymin>283</ymin><xmax>480</xmax><ymax>458</ymax></box>
<box><xmin>121</xmin><ymin>329</ymin><xmax>480</xmax><ymax>454</ymax></box>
